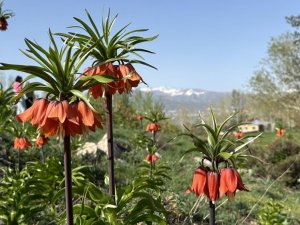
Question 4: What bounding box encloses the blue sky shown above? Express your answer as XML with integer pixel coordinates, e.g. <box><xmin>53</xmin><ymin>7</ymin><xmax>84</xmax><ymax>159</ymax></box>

<box><xmin>1</xmin><ymin>0</ymin><xmax>300</xmax><ymax>92</ymax></box>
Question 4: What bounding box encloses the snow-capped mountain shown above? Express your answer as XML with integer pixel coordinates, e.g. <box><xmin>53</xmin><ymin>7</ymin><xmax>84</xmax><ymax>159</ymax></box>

<box><xmin>135</xmin><ymin>86</ymin><xmax>229</xmax><ymax>112</ymax></box>
<box><xmin>139</xmin><ymin>87</ymin><xmax>205</xmax><ymax>97</ymax></box>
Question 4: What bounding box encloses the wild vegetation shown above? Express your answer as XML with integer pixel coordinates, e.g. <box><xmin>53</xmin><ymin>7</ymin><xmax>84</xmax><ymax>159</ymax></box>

<box><xmin>1</xmin><ymin>83</ymin><xmax>300</xmax><ymax>224</ymax></box>
<box><xmin>0</xmin><ymin>8</ymin><xmax>300</xmax><ymax>225</ymax></box>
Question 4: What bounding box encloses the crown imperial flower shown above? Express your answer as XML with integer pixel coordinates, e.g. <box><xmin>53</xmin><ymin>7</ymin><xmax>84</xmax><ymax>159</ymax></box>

<box><xmin>17</xmin><ymin>99</ymin><xmax>102</xmax><ymax>137</ymax></box>
<box><xmin>14</xmin><ymin>137</ymin><xmax>32</xmax><ymax>150</ymax></box>
<box><xmin>146</xmin><ymin>122</ymin><xmax>161</xmax><ymax>133</ymax></box>
<box><xmin>84</xmin><ymin>63</ymin><xmax>119</xmax><ymax>98</ymax></box>
<box><xmin>145</xmin><ymin>153</ymin><xmax>159</xmax><ymax>162</ymax></box>
<box><xmin>186</xmin><ymin>167</ymin><xmax>208</xmax><ymax>197</ymax></box>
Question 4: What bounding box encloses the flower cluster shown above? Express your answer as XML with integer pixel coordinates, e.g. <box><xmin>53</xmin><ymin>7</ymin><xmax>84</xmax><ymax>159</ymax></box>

<box><xmin>13</xmin><ymin>137</ymin><xmax>32</xmax><ymax>150</ymax></box>
<box><xmin>84</xmin><ymin>62</ymin><xmax>143</xmax><ymax>98</ymax></box>
<box><xmin>146</xmin><ymin>122</ymin><xmax>161</xmax><ymax>133</ymax></box>
<box><xmin>13</xmin><ymin>135</ymin><xmax>49</xmax><ymax>151</ymax></box>
<box><xmin>187</xmin><ymin>167</ymin><xmax>248</xmax><ymax>203</ymax></box>
<box><xmin>145</xmin><ymin>153</ymin><xmax>159</xmax><ymax>162</ymax></box>
<box><xmin>16</xmin><ymin>99</ymin><xmax>102</xmax><ymax>137</ymax></box>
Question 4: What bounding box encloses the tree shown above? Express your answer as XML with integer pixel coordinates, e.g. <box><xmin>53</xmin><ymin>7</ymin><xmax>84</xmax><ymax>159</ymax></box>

<box><xmin>231</xmin><ymin>89</ymin><xmax>246</xmax><ymax>123</ymax></box>
<box><xmin>248</xmin><ymin>15</ymin><xmax>300</xmax><ymax>127</ymax></box>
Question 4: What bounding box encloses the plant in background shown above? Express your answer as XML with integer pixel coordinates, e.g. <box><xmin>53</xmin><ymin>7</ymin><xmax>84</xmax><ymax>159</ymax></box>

<box><xmin>0</xmin><ymin>157</ymin><xmax>64</xmax><ymax>225</ymax></box>
<box><xmin>275</xmin><ymin>119</ymin><xmax>285</xmax><ymax>137</ymax></box>
<box><xmin>13</xmin><ymin>136</ymin><xmax>31</xmax><ymax>171</ymax></box>
<box><xmin>0</xmin><ymin>84</ymin><xmax>15</xmax><ymax>134</ymax></box>
<box><xmin>182</xmin><ymin>110</ymin><xmax>261</xmax><ymax>225</ymax></box>
<box><xmin>145</xmin><ymin>106</ymin><xmax>168</xmax><ymax>144</ymax></box>
<box><xmin>0</xmin><ymin>0</ymin><xmax>14</xmax><ymax>31</ymax></box>
<box><xmin>4</xmin><ymin>118</ymin><xmax>35</xmax><ymax>171</ymax></box>
<box><xmin>257</xmin><ymin>200</ymin><xmax>291</xmax><ymax>225</ymax></box>
<box><xmin>0</xmin><ymin>31</ymin><xmax>113</xmax><ymax>225</ymax></box>
<box><xmin>143</xmin><ymin>106</ymin><xmax>168</xmax><ymax>178</ymax></box>
<box><xmin>57</xmin><ymin>9</ymin><xmax>158</xmax><ymax>196</ymax></box>
<box><xmin>67</xmin><ymin>175</ymin><xmax>169</xmax><ymax>225</ymax></box>
<box><xmin>0</xmin><ymin>167</ymin><xmax>44</xmax><ymax>224</ymax></box>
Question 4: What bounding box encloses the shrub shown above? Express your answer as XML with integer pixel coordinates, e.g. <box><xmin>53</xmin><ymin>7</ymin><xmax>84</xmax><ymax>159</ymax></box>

<box><xmin>257</xmin><ymin>200</ymin><xmax>291</xmax><ymax>225</ymax></box>
<box><xmin>268</xmin><ymin>154</ymin><xmax>300</xmax><ymax>187</ymax></box>
<box><xmin>267</xmin><ymin>140</ymin><xmax>300</xmax><ymax>164</ymax></box>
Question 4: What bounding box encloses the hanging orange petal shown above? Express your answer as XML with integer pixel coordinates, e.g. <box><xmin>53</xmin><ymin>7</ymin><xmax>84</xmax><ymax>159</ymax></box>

<box><xmin>77</xmin><ymin>101</ymin><xmax>94</xmax><ymax>126</ymax></box>
<box><xmin>186</xmin><ymin>167</ymin><xmax>207</xmax><ymax>197</ymax></box>
<box><xmin>90</xmin><ymin>84</ymin><xmax>104</xmax><ymax>99</ymax></box>
<box><xmin>19</xmin><ymin>138</ymin><xmax>26</xmax><ymax>149</ymax></box>
<box><xmin>63</xmin><ymin>120</ymin><xmax>82</xmax><ymax>136</ymax></box>
<box><xmin>40</xmin><ymin>101</ymin><xmax>56</xmax><ymax>127</ymax></box>
<box><xmin>93</xmin><ymin>112</ymin><xmax>102</xmax><ymax>128</ymax></box>
<box><xmin>219</xmin><ymin>168</ymin><xmax>238</xmax><ymax>197</ymax></box>
<box><xmin>89</xmin><ymin>111</ymin><xmax>102</xmax><ymax>132</ymax></box>
<box><xmin>13</xmin><ymin>137</ymin><xmax>20</xmax><ymax>149</ymax></box>
<box><xmin>47</xmin><ymin>101</ymin><xmax>67</xmax><ymax>123</ymax></box>
<box><xmin>16</xmin><ymin>101</ymin><xmax>37</xmax><ymax>122</ymax></box>
<box><xmin>116</xmin><ymin>64</ymin><xmax>129</xmax><ymax>93</ymax></box>
<box><xmin>117</xmin><ymin>64</ymin><xmax>142</xmax><ymax>93</ymax></box>
<box><xmin>207</xmin><ymin>171</ymin><xmax>220</xmax><ymax>202</ymax></box>
<box><xmin>66</xmin><ymin>103</ymin><xmax>80</xmax><ymax>125</ymax></box>
<box><xmin>87</xmin><ymin>63</ymin><xmax>118</xmax><ymax>98</ymax></box>
<box><xmin>40</xmin><ymin>118</ymin><xmax>60</xmax><ymax>137</ymax></box>
<box><xmin>31</xmin><ymin>99</ymin><xmax>49</xmax><ymax>125</ymax></box>
<box><xmin>126</xmin><ymin>64</ymin><xmax>142</xmax><ymax>87</ymax></box>
<box><xmin>234</xmin><ymin>169</ymin><xmax>249</xmax><ymax>192</ymax></box>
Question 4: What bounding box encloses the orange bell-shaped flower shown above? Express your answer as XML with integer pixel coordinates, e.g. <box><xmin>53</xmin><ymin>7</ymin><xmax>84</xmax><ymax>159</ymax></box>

<box><xmin>145</xmin><ymin>153</ymin><xmax>159</xmax><ymax>162</ymax></box>
<box><xmin>186</xmin><ymin>167</ymin><xmax>207</xmax><ymax>197</ymax></box>
<box><xmin>234</xmin><ymin>169</ymin><xmax>249</xmax><ymax>192</ymax></box>
<box><xmin>84</xmin><ymin>63</ymin><xmax>118</xmax><ymax>98</ymax></box>
<box><xmin>17</xmin><ymin>98</ymin><xmax>49</xmax><ymax>126</ymax></box>
<box><xmin>17</xmin><ymin>99</ymin><xmax>102</xmax><ymax>137</ymax></box>
<box><xmin>14</xmin><ymin>137</ymin><xmax>32</xmax><ymax>150</ymax></box>
<box><xmin>219</xmin><ymin>167</ymin><xmax>248</xmax><ymax>200</ymax></box>
<box><xmin>117</xmin><ymin>64</ymin><xmax>143</xmax><ymax>94</ymax></box>
<box><xmin>146</xmin><ymin>122</ymin><xmax>161</xmax><ymax>133</ymax></box>
<box><xmin>207</xmin><ymin>171</ymin><xmax>220</xmax><ymax>203</ymax></box>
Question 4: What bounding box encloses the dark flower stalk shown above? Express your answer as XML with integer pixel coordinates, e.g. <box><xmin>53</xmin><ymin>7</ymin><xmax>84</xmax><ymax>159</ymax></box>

<box><xmin>64</xmin><ymin>135</ymin><xmax>73</xmax><ymax>225</ymax></box>
<box><xmin>106</xmin><ymin>93</ymin><xmax>115</xmax><ymax>196</ymax></box>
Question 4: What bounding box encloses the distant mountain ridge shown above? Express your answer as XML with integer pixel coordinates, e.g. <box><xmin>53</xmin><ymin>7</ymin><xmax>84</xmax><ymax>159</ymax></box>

<box><xmin>135</xmin><ymin>86</ymin><xmax>230</xmax><ymax>112</ymax></box>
